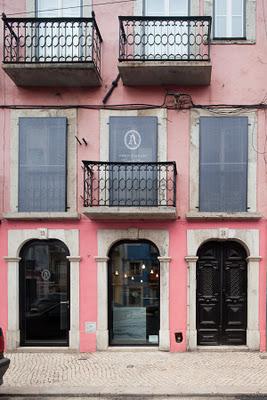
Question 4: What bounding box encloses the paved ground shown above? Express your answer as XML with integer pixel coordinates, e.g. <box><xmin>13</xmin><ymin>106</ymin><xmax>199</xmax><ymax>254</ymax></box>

<box><xmin>1</xmin><ymin>351</ymin><xmax>267</xmax><ymax>397</ymax></box>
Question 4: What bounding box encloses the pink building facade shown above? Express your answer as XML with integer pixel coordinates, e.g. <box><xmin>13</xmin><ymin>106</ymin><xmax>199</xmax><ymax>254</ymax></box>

<box><xmin>0</xmin><ymin>0</ymin><xmax>266</xmax><ymax>352</ymax></box>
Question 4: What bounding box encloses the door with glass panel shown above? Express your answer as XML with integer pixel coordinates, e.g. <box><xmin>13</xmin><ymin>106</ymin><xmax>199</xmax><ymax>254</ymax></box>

<box><xmin>108</xmin><ymin>241</ymin><xmax>160</xmax><ymax>346</ymax></box>
<box><xmin>19</xmin><ymin>240</ymin><xmax>70</xmax><ymax>346</ymax></box>
<box><xmin>37</xmin><ymin>0</ymin><xmax>82</xmax><ymax>61</ymax></box>
<box><xmin>144</xmin><ymin>0</ymin><xmax>189</xmax><ymax>59</ymax></box>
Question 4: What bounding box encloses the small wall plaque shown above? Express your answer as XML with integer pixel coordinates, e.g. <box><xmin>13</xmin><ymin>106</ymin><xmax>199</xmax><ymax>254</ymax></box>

<box><xmin>38</xmin><ymin>228</ymin><xmax>48</xmax><ymax>239</ymax></box>
<box><xmin>85</xmin><ymin>322</ymin><xmax>96</xmax><ymax>334</ymax></box>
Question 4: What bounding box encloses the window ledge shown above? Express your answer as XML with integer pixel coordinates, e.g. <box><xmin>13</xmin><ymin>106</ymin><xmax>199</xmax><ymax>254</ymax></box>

<box><xmin>211</xmin><ymin>39</ymin><xmax>256</xmax><ymax>45</ymax></box>
<box><xmin>3</xmin><ymin>212</ymin><xmax>80</xmax><ymax>221</ymax></box>
<box><xmin>186</xmin><ymin>211</ymin><xmax>262</xmax><ymax>221</ymax></box>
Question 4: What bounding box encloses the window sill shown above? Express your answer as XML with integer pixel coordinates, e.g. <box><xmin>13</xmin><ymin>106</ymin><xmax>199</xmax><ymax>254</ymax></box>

<box><xmin>211</xmin><ymin>39</ymin><xmax>255</xmax><ymax>45</ymax></box>
<box><xmin>3</xmin><ymin>212</ymin><xmax>80</xmax><ymax>221</ymax></box>
<box><xmin>186</xmin><ymin>211</ymin><xmax>262</xmax><ymax>221</ymax></box>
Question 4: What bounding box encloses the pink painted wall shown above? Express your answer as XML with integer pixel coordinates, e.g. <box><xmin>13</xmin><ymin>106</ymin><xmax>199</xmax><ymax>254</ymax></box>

<box><xmin>0</xmin><ymin>0</ymin><xmax>266</xmax><ymax>352</ymax></box>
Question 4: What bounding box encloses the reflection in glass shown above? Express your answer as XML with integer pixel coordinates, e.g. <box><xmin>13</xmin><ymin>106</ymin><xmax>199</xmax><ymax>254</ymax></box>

<box><xmin>20</xmin><ymin>240</ymin><xmax>70</xmax><ymax>345</ymax></box>
<box><xmin>109</xmin><ymin>242</ymin><xmax>160</xmax><ymax>346</ymax></box>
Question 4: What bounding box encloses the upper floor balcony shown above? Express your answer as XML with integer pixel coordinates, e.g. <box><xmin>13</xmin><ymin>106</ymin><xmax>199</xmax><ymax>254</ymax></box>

<box><xmin>2</xmin><ymin>14</ymin><xmax>102</xmax><ymax>87</ymax></box>
<box><xmin>118</xmin><ymin>16</ymin><xmax>212</xmax><ymax>86</ymax></box>
<box><xmin>82</xmin><ymin>161</ymin><xmax>177</xmax><ymax>220</ymax></box>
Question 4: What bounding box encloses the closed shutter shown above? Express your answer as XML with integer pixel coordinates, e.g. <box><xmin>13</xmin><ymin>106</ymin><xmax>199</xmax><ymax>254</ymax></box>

<box><xmin>19</xmin><ymin>117</ymin><xmax>67</xmax><ymax>212</ymax></box>
<box><xmin>199</xmin><ymin>117</ymin><xmax>248</xmax><ymax>212</ymax></box>
<box><xmin>109</xmin><ymin>116</ymin><xmax>158</xmax><ymax>206</ymax></box>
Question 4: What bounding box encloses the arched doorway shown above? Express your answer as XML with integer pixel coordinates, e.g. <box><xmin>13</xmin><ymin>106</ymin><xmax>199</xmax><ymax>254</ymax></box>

<box><xmin>19</xmin><ymin>240</ymin><xmax>70</xmax><ymax>346</ymax></box>
<box><xmin>196</xmin><ymin>241</ymin><xmax>247</xmax><ymax>346</ymax></box>
<box><xmin>108</xmin><ymin>240</ymin><xmax>160</xmax><ymax>346</ymax></box>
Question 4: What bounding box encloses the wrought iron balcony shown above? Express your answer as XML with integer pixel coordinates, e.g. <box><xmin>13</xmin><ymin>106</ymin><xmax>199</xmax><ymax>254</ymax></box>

<box><xmin>82</xmin><ymin>161</ymin><xmax>177</xmax><ymax>220</ymax></box>
<box><xmin>2</xmin><ymin>14</ymin><xmax>103</xmax><ymax>87</ymax></box>
<box><xmin>118</xmin><ymin>16</ymin><xmax>212</xmax><ymax>86</ymax></box>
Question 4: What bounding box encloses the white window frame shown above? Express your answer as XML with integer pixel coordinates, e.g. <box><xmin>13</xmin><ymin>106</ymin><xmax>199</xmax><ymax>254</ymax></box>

<box><xmin>5</xmin><ymin>109</ymin><xmax>78</xmax><ymax>220</ymax></box>
<box><xmin>187</xmin><ymin>109</ymin><xmax>260</xmax><ymax>219</ymax></box>
<box><xmin>26</xmin><ymin>0</ymin><xmax>92</xmax><ymax>17</ymax></box>
<box><xmin>204</xmin><ymin>0</ymin><xmax>256</xmax><ymax>44</ymax></box>
<box><xmin>214</xmin><ymin>0</ymin><xmax>245</xmax><ymax>39</ymax></box>
<box><xmin>143</xmin><ymin>0</ymin><xmax>189</xmax><ymax>16</ymax></box>
<box><xmin>135</xmin><ymin>0</ymin><xmax>199</xmax><ymax>16</ymax></box>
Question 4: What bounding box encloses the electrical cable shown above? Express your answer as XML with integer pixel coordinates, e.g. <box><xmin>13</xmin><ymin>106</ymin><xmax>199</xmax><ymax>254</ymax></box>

<box><xmin>5</xmin><ymin>0</ymin><xmax>137</xmax><ymax>17</ymax></box>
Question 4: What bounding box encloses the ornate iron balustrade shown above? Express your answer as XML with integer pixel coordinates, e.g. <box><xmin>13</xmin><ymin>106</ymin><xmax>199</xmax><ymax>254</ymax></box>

<box><xmin>119</xmin><ymin>16</ymin><xmax>211</xmax><ymax>61</ymax></box>
<box><xmin>82</xmin><ymin>161</ymin><xmax>177</xmax><ymax>207</ymax></box>
<box><xmin>2</xmin><ymin>14</ymin><xmax>103</xmax><ymax>75</ymax></box>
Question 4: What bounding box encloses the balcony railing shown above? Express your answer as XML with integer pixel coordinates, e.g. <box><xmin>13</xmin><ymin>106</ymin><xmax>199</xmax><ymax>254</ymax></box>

<box><xmin>2</xmin><ymin>14</ymin><xmax>103</xmax><ymax>75</ymax></box>
<box><xmin>119</xmin><ymin>16</ymin><xmax>211</xmax><ymax>62</ymax></box>
<box><xmin>82</xmin><ymin>161</ymin><xmax>177</xmax><ymax>208</ymax></box>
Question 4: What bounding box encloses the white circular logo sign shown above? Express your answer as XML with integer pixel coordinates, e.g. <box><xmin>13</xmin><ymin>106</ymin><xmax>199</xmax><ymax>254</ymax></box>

<box><xmin>124</xmin><ymin>130</ymin><xmax>141</xmax><ymax>151</ymax></box>
<box><xmin>41</xmin><ymin>269</ymin><xmax>51</xmax><ymax>281</ymax></box>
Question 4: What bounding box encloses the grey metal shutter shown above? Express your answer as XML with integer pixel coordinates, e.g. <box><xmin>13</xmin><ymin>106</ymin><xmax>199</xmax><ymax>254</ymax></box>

<box><xmin>199</xmin><ymin>117</ymin><xmax>248</xmax><ymax>212</ymax></box>
<box><xmin>19</xmin><ymin>117</ymin><xmax>67</xmax><ymax>212</ymax></box>
<box><xmin>109</xmin><ymin>116</ymin><xmax>158</xmax><ymax>206</ymax></box>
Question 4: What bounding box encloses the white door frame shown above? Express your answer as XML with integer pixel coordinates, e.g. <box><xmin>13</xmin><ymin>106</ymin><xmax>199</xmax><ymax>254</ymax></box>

<box><xmin>4</xmin><ymin>228</ymin><xmax>80</xmax><ymax>350</ymax></box>
<box><xmin>95</xmin><ymin>228</ymin><xmax>171</xmax><ymax>351</ymax></box>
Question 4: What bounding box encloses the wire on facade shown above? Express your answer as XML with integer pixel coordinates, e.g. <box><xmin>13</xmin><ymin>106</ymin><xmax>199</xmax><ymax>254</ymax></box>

<box><xmin>5</xmin><ymin>0</ymin><xmax>137</xmax><ymax>17</ymax></box>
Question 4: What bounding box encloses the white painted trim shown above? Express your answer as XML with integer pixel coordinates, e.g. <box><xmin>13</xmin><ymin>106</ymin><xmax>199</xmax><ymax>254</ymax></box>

<box><xmin>10</xmin><ymin>109</ymin><xmax>77</xmax><ymax>214</ymax></box>
<box><xmin>5</xmin><ymin>229</ymin><xmax>80</xmax><ymax>351</ymax></box>
<box><xmin>185</xmin><ymin>228</ymin><xmax>260</xmax><ymax>350</ymax></box>
<box><xmin>26</xmin><ymin>0</ymin><xmax>92</xmax><ymax>17</ymax></box>
<box><xmin>204</xmin><ymin>0</ymin><xmax>256</xmax><ymax>43</ymax></box>
<box><xmin>95</xmin><ymin>228</ymin><xmax>170</xmax><ymax>351</ymax></box>
<box><xmin>189</xmin><ymin>109</ymin><xmax>257</xmax><ymax>213</ymax></box>
<box><xmin>134</xmin><ymin>0</ymin><xmax>199</xmax><ymax>15</ymax></box>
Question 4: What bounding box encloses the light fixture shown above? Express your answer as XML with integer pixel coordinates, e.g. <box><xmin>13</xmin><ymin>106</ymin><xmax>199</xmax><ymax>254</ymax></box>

<box><xmin>141</xmin><ymin>263</ymin><xmax>146</xmax><ymax>270</ymax></box>
<box><xmin>115</xmin><ymin>270</ymin><xmax>119</xmax><ymax>276</ymax></box>
<box><xmin>150</xmin><ymin>268</ymin><xmax>154</xmax><ymax>274</ymax></box>
<box><xmin>140</xmin><ymin>279</ymin><xmax>143</xmax><ymax>283</ymax></box>
<box><xmin>124</xmin><ymin>273</ymin><xmax>128</xmax><ymax>278</ymax></box>
<box><xmin>156</xmin><ymin>273</ymin><xmax>159</xmax><ymax>278</ymax></box>
<box><xmin>131</xmin><ymin>276</ymin><xmax>135</xmax><ymax>281</ymax></box>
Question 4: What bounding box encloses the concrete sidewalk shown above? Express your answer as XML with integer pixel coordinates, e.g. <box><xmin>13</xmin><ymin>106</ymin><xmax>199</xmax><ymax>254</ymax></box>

<box><xmin>0</xmin><ymin>351</ymin><xmax>267</xmax><ymax>397</ymax></box>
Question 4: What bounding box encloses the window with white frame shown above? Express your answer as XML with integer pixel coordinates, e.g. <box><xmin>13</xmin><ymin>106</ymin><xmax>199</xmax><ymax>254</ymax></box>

<box><xmin>214</xmin><ymin>0</ymin><xmax>245</xmax><ymax>39</ymax></box>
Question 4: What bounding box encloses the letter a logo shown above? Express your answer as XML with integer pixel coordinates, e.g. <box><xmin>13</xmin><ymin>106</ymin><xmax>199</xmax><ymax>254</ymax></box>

<box><xmin>124</xmin><ymin>130</ymin><xmax>141</xmax><ymax>150</ymax></box>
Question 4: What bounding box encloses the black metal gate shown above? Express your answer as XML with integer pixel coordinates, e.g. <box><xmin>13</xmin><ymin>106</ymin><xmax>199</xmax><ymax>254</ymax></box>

<box><xmin>196</xmin><ymin>241</ymin><xmax>247</xmax><ymax>346</ymax></box>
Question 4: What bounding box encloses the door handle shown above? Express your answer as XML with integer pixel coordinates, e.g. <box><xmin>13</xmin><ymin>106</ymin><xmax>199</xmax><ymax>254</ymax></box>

<box><xmin>60</xmin><ymin>301</ymin><xmax>69</xmax><ymax>305</ymax></box>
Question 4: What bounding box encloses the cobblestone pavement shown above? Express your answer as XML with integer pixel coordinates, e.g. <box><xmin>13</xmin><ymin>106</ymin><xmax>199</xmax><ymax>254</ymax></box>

<box><xmin>0</xmin><ymin>352</ymin><xmax>267</xmax><ymax>396</ymax></box>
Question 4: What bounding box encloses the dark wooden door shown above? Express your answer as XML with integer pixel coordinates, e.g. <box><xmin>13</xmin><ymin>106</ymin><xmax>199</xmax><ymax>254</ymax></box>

<box><xmin>196</xmin><ymin>241</ymin><xmax>247</xmax><ymax>346</ymax></box>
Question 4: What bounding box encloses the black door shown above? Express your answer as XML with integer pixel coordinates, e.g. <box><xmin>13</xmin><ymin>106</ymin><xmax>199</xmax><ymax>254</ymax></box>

<box><xmin>19</xmin><ymin>240</ymin><xmax>70</xmax><ymax>346</ymax></box>
<box><xmin>197</xmin><ymin>241</ymin><xmax>247</xmax><ymax>346</ymax></box>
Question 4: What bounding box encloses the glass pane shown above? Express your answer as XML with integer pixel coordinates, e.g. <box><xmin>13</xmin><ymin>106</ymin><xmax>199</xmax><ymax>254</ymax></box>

<box><xmin>215</xmin><ymin>0</ymin><xmax>227</xmax><ymax>15</ymax></box>
<box><xmin>215</xmin><ymin>16</ymin><xmax>227</xmax><ymax>37</ymax></box>
<box><xmin>145</xmin><ymin>0</ymin><xmax>164</xmax><ymax>15</ymax></box>
<box><xmin>62</xmin><ymin>0</ymin><xmax>81</xmax><ymax>17</ymax></box>
<box><xmin>232</xmin><ymin>16</ymin><xmax>244</xmax><ymax>37</ymax></box>
<box><xmin>37</xmin><ymin>0</ymin><xmax>59</xmax><ymax>16</ymax></box>
<box><xmin>232</xmin><ymin>0</ymin><xmax>243</xmax><ymax>15</ymax></box>
<box><xmin>169</xmin><ymin>0</ymin><xmax>188</xmax><ymax>16</ymax></box>
<box><xmin>109</xmin><ymin>242</ymin><xmax>160</xmax><ymax>346</ymax></box>
<box><xmin>21</xmin><ymin>241</ymin><xmax>69</xmax><ymax>345</ymax></box>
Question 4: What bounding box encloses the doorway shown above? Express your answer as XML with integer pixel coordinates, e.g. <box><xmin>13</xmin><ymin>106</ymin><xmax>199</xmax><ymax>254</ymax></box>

<box><xmin>19</xmin><ymin>240</ymin><xmax>70</xmax><ymax>346</ymax></box>
<box><xmin>108</xmin><ymin>240</ymin><xmax>160</xmax><ymax>346</ymax></box>
<box><xmin>196</xmin><ymin>241</ymin><xmax>247</xmax><ymax>346</ymax></box>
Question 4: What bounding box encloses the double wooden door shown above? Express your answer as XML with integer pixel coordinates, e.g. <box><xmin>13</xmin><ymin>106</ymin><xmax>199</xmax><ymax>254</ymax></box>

<box><xmin>197</xmin><ymin>241</ymin><xmax>247</xmax><ymax>346</ymax></box>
